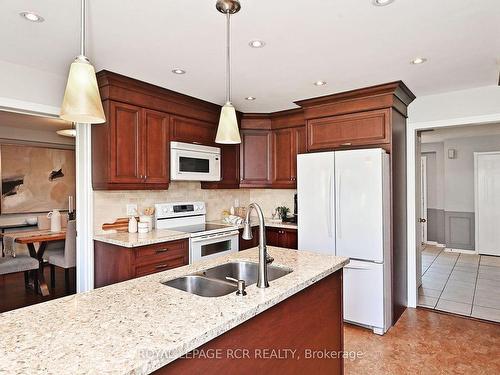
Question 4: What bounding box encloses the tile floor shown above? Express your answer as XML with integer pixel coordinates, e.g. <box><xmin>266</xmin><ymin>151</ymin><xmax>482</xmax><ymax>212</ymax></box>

<box><xmin>418</xmin><ymin>245</ymin><xmax>500</xmax><ymax>323</ymax></box>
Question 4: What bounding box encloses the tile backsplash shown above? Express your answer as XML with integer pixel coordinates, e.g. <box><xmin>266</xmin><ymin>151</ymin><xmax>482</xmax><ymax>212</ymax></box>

<box><xmin>93</xmin><ymin>182</ymin><xmax>295</xmax><ymax>234</ymax></box>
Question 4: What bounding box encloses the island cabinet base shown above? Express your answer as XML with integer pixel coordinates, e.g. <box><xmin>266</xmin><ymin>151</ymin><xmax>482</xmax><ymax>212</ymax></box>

<box><xmin>156</xmin><ymin>270</ymin><xmax>344</xmax><ymax>375</ymax></box>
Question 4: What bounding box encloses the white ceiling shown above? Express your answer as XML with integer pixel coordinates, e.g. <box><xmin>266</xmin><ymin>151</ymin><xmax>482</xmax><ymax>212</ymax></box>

<box><xmin>1</xmin><ymin>0</ymin><xmax>499</xmax><ymax>112</ymax></box>
<box><xmin>421</xmin><ymin>123</ymin><xmax>500</xmax><ymax>143</ymax></box>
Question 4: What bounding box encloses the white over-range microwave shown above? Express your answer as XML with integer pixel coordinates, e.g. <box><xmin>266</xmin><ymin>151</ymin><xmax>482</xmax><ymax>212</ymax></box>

<box><xmin>170</xmin><ymin>141</ymin><xmax>221</xmax><ymax>181</ymax></box>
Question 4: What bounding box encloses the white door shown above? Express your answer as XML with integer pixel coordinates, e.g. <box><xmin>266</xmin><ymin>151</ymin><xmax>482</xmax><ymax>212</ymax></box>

<box><xmin>297</xmin><ymin>152</ymin><xmax>336</xmax><ymax>255</ymax></box>
<box><xmin>420</xmin><ymin>156</ymin><xmax>428</xmax><ymax>243</ymax></box>
<box><xmin>335</xmin><ymin>149</ymin><xmax>385</xmax><ymax>262</ymax></box>
<box><xmin>475</xmin><ymin>152</ymin><xmax>500</xmax><ymax>256</ymax></box>
<box><xmin>343</xmin><ymin>260</ymin><xmax>385</xmax><ymax>330</ymax></box>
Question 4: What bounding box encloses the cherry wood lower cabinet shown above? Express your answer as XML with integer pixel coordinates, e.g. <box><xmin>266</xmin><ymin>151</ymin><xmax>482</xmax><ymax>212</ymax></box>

<box><xmin>266</xmin><ymin>227</ymin><xmax>298</xmax><ymax>249</ymax></box>
<box><xmin>155</xmin><ymin>270</ymin><xmax>344</xmax><ymax>375</ymax></box>
<box><xmin>238</xmin><ymin>227</ymin><xmax>260</xmax><ymax>251</ymax></box>
<box><xmin>94</xmin><ymin>239</ymin><xmax>189</xmax><ymax>288</ymax></box>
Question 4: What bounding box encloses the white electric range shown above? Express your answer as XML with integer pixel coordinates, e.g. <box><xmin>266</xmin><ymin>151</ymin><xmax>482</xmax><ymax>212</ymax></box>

<box><xmin>154</xmin><ymin>201</ymin><xmax>239</xmax><ymax>263</ymax></box>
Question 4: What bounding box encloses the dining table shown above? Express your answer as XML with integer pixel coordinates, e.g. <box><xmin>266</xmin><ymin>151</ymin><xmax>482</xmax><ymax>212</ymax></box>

<box><xmin>1</xmin><ymin>230</ymin><xmax>66</xmax><ymax>296</ymax></box>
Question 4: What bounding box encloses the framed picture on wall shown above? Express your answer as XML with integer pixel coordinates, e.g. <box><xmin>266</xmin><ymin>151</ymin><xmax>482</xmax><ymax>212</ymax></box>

<box><xmin>0</xmin><ymin>144</ymin><xmax>76</xmax><ymax>214</ymax></box>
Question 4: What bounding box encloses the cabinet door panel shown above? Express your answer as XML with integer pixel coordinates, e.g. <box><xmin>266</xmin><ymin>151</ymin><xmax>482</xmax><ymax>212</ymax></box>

<box><xmin>307</xmin><ymin>109</ymin><xmax>390</xmax><ymax>151</ymax></box>
<box><xmin>170</xmin><ymin>115</ymin><xmax>217</xmax><ymax>145</ymax></box>
<box><xmin>273</xmin><ymin>128</ymin><xmax>294</xmax><ymax>186</ymax></box>
<box><xmin>240</xmin><ymin>130</ymin><xmax>272</xmax><ymax>187</ymax></box>
<box><xmin>266</xmin><ymin>227</ymin><xmax>280</xmax><ymax>247</ymax></box>
<box><xmin>202</xmin><ymin>144</ymin><xmax>240</xmax><ymax>189</ymax></box>
<box><xmin>284</xmin><ymin>229</ymin><xmax>298</xmax><ymax>249</ymax></box>
<box><xmin>109</xmin><ymin>102</ymin><xmax>144</xmax><ymax>183</ymax></box>
<box><xmin>144</xmin><ymin>109</ymin><xmax>170</xmax><ymax>184</ymax></box>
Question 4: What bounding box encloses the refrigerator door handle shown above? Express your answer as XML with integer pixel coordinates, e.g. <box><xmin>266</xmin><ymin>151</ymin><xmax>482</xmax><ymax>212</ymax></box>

<box><xmin>336</xmin><ymin>171</ymin><xmax>342</xmax><ymax>239</ymax></box>
<box><xmin>328</xmin><ymin>173</ymin><xmax>333</xmax><ymax>238</ymax></box>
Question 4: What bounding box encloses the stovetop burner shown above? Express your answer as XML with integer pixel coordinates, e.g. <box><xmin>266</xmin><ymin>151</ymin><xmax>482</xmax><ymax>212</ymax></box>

<box><xmin>170</xmin><ymin>223</ymin><xmax>233</xmax><ymax>234</ymax></box>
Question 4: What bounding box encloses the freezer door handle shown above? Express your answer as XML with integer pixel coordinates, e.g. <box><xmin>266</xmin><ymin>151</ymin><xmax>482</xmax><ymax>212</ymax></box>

<box><xmin>328</xmin><ymin>173</ymin><xmax>333</xmax><ymax>238</ymax></box>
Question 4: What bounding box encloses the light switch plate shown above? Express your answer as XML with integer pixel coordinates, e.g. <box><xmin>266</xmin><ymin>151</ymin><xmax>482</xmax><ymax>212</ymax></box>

<box><xmin>126</xmin><ymin>204</ymin><xmax>138</xmax><ymax>216</ymax></box>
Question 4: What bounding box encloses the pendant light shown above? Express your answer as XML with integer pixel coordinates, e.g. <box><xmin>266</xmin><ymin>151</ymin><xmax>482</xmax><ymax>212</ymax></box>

<box><xmin>215</xmin><ymin>0</ymin><xmax>241</xmax><ymax>144</ymax></box>
<box><xmin>60</xmin><ymin>0</ymin><xmax>105</xmax><ymax>124</ymax></box>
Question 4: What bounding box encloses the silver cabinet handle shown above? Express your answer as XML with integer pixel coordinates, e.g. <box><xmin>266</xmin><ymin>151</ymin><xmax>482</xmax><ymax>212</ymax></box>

<box><xmin>155</xmin><ymin>264</ymin><xmax>170</xmax><ymax>269</ymax></box>
<box><xmin>155</xmin><ymin>248</ymin><xmax>169</xmax><ymax>254</ymax></box>
<box><xmin>341</xmin><ymin>142</ymin><xmax>352</xmax><ymax>146</ymax></box>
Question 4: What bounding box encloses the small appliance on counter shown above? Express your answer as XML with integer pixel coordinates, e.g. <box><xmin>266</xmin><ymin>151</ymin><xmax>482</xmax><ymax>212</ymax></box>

<box><xmin>154</xmin><ymin>201</ymin><xmax>239</xmax><ymax>263</ymax></box>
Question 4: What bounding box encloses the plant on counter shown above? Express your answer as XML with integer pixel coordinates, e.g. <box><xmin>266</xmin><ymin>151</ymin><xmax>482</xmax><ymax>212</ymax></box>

<box><xmin>276</xmin><ymin>206</ymin><xmax>290</xmax><ymax>221</ymax></box>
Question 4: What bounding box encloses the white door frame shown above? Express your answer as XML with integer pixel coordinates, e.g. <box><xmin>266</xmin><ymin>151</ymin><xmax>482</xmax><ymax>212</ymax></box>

<box><xmin>420</xmin><ymin>156</ymin><xmax>428</xmax><ymax>244</ymax></box>
<box><xmin>0</xmin><ymin>98</ymin><xmax>94</xmax><ymax>293</ymax></box>
<box><xmin>407</xmin><ymin>113</ymin><xmax>500</xmax><ymax>308</ymax></box>
<box><xmin>474</xmin><ymin>151</ymin><xmax>500</xmax><ymax>256</ymax></box>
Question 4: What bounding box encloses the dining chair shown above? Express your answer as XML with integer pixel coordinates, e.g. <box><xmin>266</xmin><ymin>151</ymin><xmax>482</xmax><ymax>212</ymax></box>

<box><xmin>45</xmin><ymin>220</ymin><xmax>76</xmax><ymax>292</ymax></box>
<box><xmin>0</xmin><ymin>255</ymin><xmax>39</xmax><ymax>289</ymax></box>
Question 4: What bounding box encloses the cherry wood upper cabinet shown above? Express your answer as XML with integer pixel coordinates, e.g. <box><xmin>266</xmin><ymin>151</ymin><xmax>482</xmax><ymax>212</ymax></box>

<box><xmin>92</xmin><ymin>100</ymin><xmax>170</xmax><ymax>190</ymax></box>
<box><xmin>240</xmin><ymin>130</ymin><xmax>273</xmax><ymax>188</ymax></box>
<box><xmin>273</xmin><ymin>128</ymin><xmax>295</xmax><ymax>187</ymax></box>
<box><xmin>170</xmin><ymin>115</ymin><xmax>217</xmax><ymax>146</ymax></box>
<box><xmin>143</xmin><ymin>109</ymin><xmax>170</xmax><ymax>184</ymax></box>
<box><xmin>306</xmin><ymin>109</ymin><xmax>390</xmax><ymax>151</ymax></box>
<box><xmin>109</xmin><ymin>101</ymin><xmax>144</xmax><ymax>184</ymax></box>
<box><xmin>272</xmin><ymin>126</ymin><xmax>306</xmax><ymax>188</ymax></box>
<box><xmin>201</xmin><ymin>144</ymin><xmax>240</xmax><ymax>189</ymax></box>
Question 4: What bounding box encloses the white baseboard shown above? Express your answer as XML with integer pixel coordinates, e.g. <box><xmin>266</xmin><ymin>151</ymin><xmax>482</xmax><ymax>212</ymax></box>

<box><xmin>444</xmin><ymin>248</ymin><xmax>477</xmax><ymax>255</ymax></box>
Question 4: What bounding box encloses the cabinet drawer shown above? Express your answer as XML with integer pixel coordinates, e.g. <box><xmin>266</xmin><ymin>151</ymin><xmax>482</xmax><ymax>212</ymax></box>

<box><xmin>135</xmin><ymin>254</ymin><xmax>188</xmax><ymax>277</ymax></box>
<box><xmin>307</xmin><ymin>109</ymin><xmax>390</xmax><ymax>151</ymax></box>
<box><xmin>135</xmin><ymin>239</ymin><xmax>188</xmax><ymax>266</ymax></box>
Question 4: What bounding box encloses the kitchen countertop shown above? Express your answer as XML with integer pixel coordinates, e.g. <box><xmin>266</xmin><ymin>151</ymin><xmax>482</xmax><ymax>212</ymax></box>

<box><xmin>0</xmin><ymin>247</ymin><xmax>348</xmax><ymax>375</ymax></box>
<box><xmin>210</xmin><ymin>218</ymin><xmax>298</xmax><ymax>230</ymax></box>
<box><xmin>93</xmin><ymin>229</ymin><xmax>191</xmax><ymax>248</ymax></box>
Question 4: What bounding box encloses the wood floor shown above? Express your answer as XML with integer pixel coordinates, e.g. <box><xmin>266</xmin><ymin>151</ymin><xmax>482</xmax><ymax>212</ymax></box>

<box><xmin>345</xmin><ymin>308</ymin><xmax>500</xmax><ymax>374</ymax></box>
<box><xmin>0</xmin><ymin>266</ymin><xmax>76</xmax><ymax>313</ymax></box>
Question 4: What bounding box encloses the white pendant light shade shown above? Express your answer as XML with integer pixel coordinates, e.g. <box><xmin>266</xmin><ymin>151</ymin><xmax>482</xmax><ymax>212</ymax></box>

<box><xmin>60</xmin><ymin>57</ymin><xmax>105</xmax><ymax>124</ymax></box>
<box><xmin>216</xmin><ymin>102</ymin><xmax>241</xmax><ymax>144</ymax></box>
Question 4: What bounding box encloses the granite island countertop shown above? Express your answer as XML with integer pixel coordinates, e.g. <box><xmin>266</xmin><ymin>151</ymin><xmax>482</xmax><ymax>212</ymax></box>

<box><xmin>0</xmin><ymin>247</ymin><xmax>348</xmax><ymax>375</ymax></box>
<box><xmin>94</xmin><ymin>228</ymin><xmax>191</xmax><ymax>248</ymax></box>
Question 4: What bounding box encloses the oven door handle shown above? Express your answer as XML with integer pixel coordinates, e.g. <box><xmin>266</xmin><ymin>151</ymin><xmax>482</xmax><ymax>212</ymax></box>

<box><xmin>190</xmin><ymin>230</ymin><xmax>240</xmax><ymax>243</ymax></box>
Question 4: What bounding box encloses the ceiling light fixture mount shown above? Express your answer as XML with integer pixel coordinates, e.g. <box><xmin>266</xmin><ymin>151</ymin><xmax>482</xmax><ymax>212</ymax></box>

<box><xmin>215</xmin><ymin>0</ymin><xmax>241</xmax><ymax>144</ymax></box>
<box><xmin>314</xmin><ymin>80</ymin><xmax>327</xmax><ymax>86</ymax></box>
<box><xmin>60</xmin><ymin>0</ymin><xmax>105</xmax><ymax>124</ymax></box>
<box><xmin>172</xmin><ymin>68</ymin><xmax>186</xmax><ymax>75</ymax></box>
<box><xmin>20</xmin><ymin>12</ymin><xmax>44</xmax><ymax>23</ymax></box>
<box><xmin>249</xmin><ymin>40</ymin><xmax>266</xmax><ymax>48</ymax></box>
<box><xmin>371</xmin><ymin>0</ymin><xmax>395</xmax><ymax>6</ymax></box>
<box><xmin>411</xmin><ymin>57</ymin><xmax>428</xmax><ymax>65</ymax></box>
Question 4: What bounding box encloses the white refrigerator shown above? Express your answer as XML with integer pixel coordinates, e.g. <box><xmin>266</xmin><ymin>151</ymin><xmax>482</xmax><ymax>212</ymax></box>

<box><xmin>297</xmin><ymin>148</ymin><xmax>391</xmax><ymax>335</ymax></box>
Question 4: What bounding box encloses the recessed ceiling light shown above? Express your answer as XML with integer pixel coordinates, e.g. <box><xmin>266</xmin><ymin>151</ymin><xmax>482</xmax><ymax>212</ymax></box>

<box><xmin>172</xmin><ymin>68</ymin><xmax>186</xmax><ymax>74</ymax></box>
<box><xmin>371</xmin><ymin>0</ymin><xmax>395</xmax><ymax>6</ymax></box>
<box><xmin>19</xmin><ymin>11</ymin><xmax>44</xmax><ymax>22</ymax></box>
<box><xmin>245</xmin><ymin>96</ymin><xmax>256</xmax><ymax>101</ymax></box>
<box><xmin>411</xmin><ymin>57</ymin><xmax>427</xmax><ymax>65</ymax></box>
<box><xmin>249</xmin><ymin>40</ymin><xmax>266</xmax><ymax>48</ymax></box>
<box><xmin>313</xmin><ymin>80</ymin><xmax>327</xmax><ymax>86</ymax></box>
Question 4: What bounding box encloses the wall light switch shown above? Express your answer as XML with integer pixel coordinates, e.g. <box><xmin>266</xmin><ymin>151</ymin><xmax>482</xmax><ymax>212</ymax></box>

<box><xmin>126</xmin><ymin>204</ymin><xmax>138</xmax><ymax>216</ymax></box>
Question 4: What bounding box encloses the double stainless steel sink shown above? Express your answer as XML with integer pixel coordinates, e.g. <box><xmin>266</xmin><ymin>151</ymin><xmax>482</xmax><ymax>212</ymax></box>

<box><xmin>163</xmin><ymin>261</ymin><xmax>292</xmax><ymax>297</ymax></box>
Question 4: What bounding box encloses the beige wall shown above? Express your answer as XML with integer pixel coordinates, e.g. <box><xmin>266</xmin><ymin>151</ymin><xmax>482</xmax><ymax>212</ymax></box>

<box><xmin>93</xmin><ymin>182</ymin><xmax>296</xmax><ymax>234</ymax></box>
